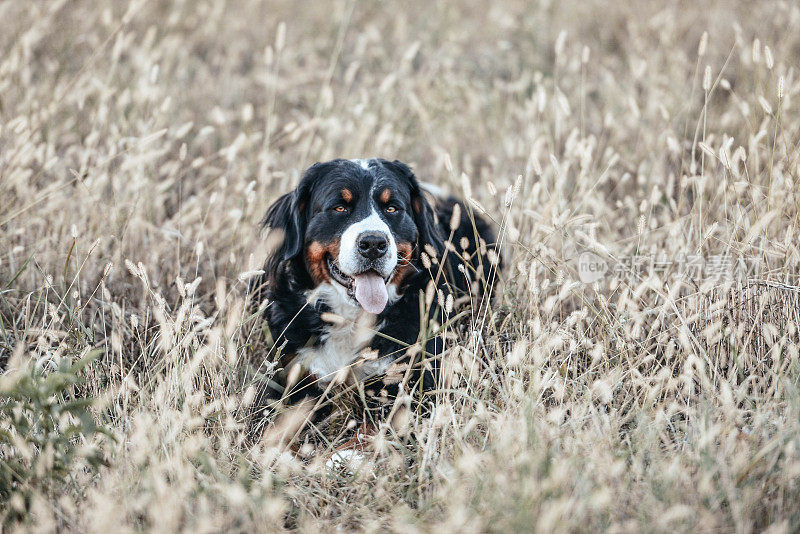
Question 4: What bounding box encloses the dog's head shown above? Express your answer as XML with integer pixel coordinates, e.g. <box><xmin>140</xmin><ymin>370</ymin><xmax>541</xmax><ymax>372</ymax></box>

<box><xmin>262</xmin><ymin>159</ymin><xmax>443</xmax><ymax>314</ymax></box>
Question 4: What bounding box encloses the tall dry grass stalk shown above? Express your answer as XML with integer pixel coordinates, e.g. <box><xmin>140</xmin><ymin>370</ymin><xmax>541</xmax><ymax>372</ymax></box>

<box><xmin>1</xmin><ymin>0</ymin><xmax>799</xmax><ymax>531</ymax></box>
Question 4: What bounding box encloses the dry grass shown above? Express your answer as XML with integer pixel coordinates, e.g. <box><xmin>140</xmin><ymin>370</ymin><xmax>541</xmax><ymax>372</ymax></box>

<box><xmin>1</xmin><ymin>0</ymin><xmax>800</xmax><ymax>531</ymax></box>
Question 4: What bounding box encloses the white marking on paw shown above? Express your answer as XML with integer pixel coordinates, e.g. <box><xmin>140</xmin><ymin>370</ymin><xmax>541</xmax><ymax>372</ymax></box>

<box><xmin>326</xmin><ymin>448</ymin><xmax>368</xmax><ymax>473</ymax></box>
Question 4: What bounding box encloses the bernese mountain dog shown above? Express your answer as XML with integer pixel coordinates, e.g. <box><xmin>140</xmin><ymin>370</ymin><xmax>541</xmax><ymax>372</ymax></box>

<box><xmin>251</xmin><ymin>158</ymin><xmax>499</xmax><ymax>436</ymax></box>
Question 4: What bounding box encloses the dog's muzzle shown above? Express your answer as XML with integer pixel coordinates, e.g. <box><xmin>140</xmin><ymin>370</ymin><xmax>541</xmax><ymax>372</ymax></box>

<box><xmin>335</xmin><ymin>216</ymin><xmax>398</xmax><ymax>314</ymax></box>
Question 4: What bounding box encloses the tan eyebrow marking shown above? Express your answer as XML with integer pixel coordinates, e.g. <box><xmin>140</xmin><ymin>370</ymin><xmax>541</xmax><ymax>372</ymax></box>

<box><xmin>380</xmin><ymin>188</ymin><xmax>392</xmax><ymax>203</ymax></box>
<box><xmin>341</xmin><ymin>188</ymin><xmax>353</xmax><ymax>203</ymax></box>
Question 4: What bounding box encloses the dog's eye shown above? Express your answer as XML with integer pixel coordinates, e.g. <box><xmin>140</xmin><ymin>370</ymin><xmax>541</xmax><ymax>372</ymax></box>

<box><xmin>385</xmin><ymin>206</ymin><xmax>397</xmax><ymax>213</ymax></box>
<box><xmin>334</xmin><ymin>205</ymin><xmax>347</xmax><ymax>213</ymax></box>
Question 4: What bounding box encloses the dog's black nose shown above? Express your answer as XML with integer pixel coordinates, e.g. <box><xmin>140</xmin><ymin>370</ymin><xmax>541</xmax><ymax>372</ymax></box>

<box><xmin>357</xmin><ymin>232</ymin><xmax>389</xmax><ymax>260</ymax></box>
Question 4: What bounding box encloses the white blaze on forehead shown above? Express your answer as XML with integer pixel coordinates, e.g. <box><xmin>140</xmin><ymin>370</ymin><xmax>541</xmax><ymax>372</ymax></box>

<box><xmin>338</xmin><ymin>209</ymin><xmax>398</xmax><ymax>278</ymax></box>
<box><xmin>350</xmin><ymin>158</ymin><xmax>373</xmax><ymax>170</ymax></box>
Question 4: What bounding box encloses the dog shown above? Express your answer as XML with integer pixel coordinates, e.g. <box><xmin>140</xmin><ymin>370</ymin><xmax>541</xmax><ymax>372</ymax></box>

<box><xmin>251</xmin><ymin>158</ymin><xmax>499</xmax><ymax>431</ymax></box>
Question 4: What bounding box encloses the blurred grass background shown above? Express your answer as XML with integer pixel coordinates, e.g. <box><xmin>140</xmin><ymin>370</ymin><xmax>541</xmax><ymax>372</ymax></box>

<box><xmin>1</xmin><ymin>0</ymin><xmax>799</xmax><ymax>531</ymax></box>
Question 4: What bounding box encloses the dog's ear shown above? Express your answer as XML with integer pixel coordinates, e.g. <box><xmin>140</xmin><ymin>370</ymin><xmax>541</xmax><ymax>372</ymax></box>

<box><xmin>261</xmin><ymin>163</ymin><xmax>328</xmax><ymax>275</ymax></box>
<box><xmin>262</xmin><ymin>191</ymin><xmax>303</xmax><ymax>262</ymax></box>
<box><xmin>384</xmin><ymin>160</ymin><xmax>444</xmax><ymax>256</ymax></box>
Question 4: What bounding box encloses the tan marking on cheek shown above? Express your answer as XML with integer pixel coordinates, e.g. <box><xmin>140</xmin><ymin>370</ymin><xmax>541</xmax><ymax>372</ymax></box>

<box><xmin>341</xmin><ymin>188</ymin><xmax>353</xmax><ymax>203</ymax></box>
<box><xmin>396</xmin><ymin>241</ymin><xmax>413</xmax><ymax>261</ymax></box>
<box><xmin>306</xmin><ymin>239</ymin><xmax>341</xmax><ymax>284</ymax></box>
<box><xmin>380</xmin><ymin>188</ymin><xmax>392</xmax><ymax>203</ymax></box>
<box><xmin>389</xmin><ymin>241</ymin><xmax>414</xmax><ymax>287</ymax></box>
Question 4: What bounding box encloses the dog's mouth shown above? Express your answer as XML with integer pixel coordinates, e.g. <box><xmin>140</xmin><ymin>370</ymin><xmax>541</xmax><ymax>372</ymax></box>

<box><xmin>327</xmin><ymin>256</ymin><xmax>356</xmax><ymax>293</ymax></box>
<box><xmin>326</xmin><ymin>256</ymin><xmax>390</xmax><ymax>314</ymax></box>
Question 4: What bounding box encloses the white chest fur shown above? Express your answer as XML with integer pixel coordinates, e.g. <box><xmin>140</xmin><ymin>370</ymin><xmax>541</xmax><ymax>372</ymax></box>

<box><xmin>296</xmin><ymin>283</ymin><xmax>393</xmax><ymax>384</ymax></box>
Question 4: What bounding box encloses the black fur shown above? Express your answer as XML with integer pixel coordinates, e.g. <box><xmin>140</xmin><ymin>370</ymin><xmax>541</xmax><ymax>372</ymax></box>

<box><xmin>250</xmin><ymin>158</ymin><xmax>500</xmax><ymax>429</ymax></box>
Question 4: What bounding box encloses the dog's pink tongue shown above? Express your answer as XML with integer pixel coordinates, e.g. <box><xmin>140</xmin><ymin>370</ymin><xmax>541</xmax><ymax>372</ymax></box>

<box><xmin>353</xmin><ymin>272</ymin><xmax>388</xmax><ymax>314</ymax></box>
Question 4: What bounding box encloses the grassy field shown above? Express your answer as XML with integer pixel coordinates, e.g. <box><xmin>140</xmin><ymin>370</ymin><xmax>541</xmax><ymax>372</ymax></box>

<box><xmin>2</xmin><ymin>0</ymin><xmax>800</xmax><ymax>531</ymax></box>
